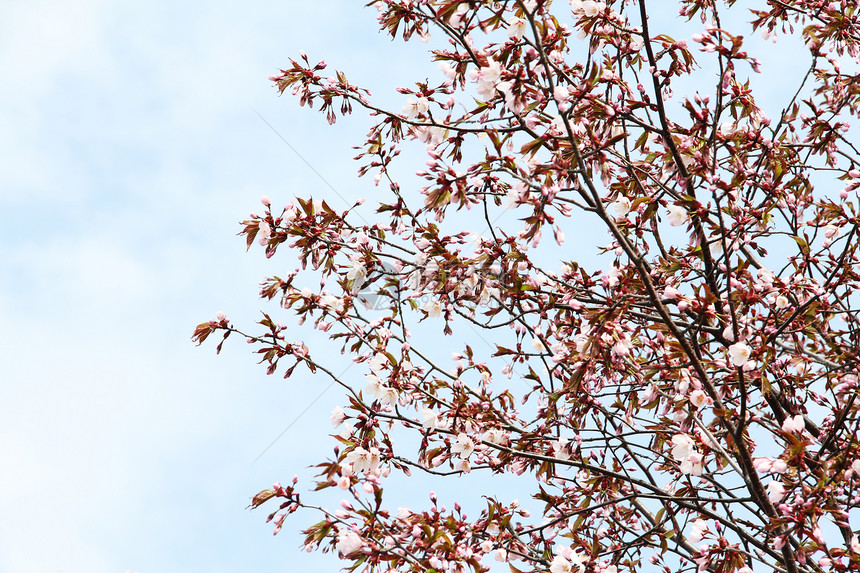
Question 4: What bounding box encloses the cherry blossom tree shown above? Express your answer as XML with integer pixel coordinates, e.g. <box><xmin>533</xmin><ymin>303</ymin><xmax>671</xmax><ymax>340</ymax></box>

<box><xmin>195</xmin><ymin>1</ymin><xmax>860</xmax><ymax>572</ymax></box>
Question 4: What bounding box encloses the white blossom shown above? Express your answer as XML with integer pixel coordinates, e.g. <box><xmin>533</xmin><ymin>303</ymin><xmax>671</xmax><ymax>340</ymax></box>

<box><xmin>423</xmin><ymin>297</ymin><xmax>443</xmax><ymax>318</ymax></box>
<box><xmin>757</xmin><ymin>267</ymin><xmax>775</xmax><ymax>284</ymax></box>
<box><xmin>331</xmin><ymin>406</ymin><xmax>346</xmax><ymax>427</ymax></box>
<box><xmin>402</xmin><ymin>97</ymin><xmax>429</xmax><ymax>119</ymax></box>
<box><xmin>550</xmin><ymin>548</ymin><xmax>585</xmax><ymax>573</ymax></box>
<box><xmin>481</xmin><ymin>428</ymin><xmax>506</xmax><ymax>445</ymax></box>
<box><xmin>727</xmin><ymin>342</ymin><xmax>751</xmax><ymax>367</ymax></box>
<box><xmin>671</xmin><ymin>433</ymin><xmax>703</xmax><ymax>475</ymax></box>
<box><xmin>552</xmin><ymin>437</ymin><xmax>570</xmax><ymax>461</ymax></box>
<box><xmin>507</xmin><ymin>17</ymin><xmax>527</xmax><ymax>39</ymax></box>
<box><xmin>347</xmin><ymin>260</ymin><xmax>367</xmax><ymax>292</ymax></box>
<box><xmin>320</xmin><ymin>294</ymin><xmax>345</xmax><ymax>313</ymax></box>
<box><xmin>420</xmin><ymin>407</ymin><xmax>439</xmax><ymax>429</ymax></box>
<box><xmin>365</xmin><ymin>373</ymin><xmax>398</xmax><ymax>404</ymax></box>
<box><xmin>418</xmin><ymin>125</ymin><xmax>446</xmax><ymax>146</ymax></box>
<box><xmin>368</xmin><ymin>352</ymin><xmax>388</xmax><ymax>373</ymax></box>
<box><xmin>258</xmin><ymin>221</ymin><xmax>272</xmax><ymax>245</ymax></box>
<box><xmin>451</xmin><ymin>433</ymin><xmax>475</xmax><ymax>458</ymax></box>
<box><xmin>550</xmin><ymin>554</ymin><xmax>573</xmax><ymax>573</ymax></box>
<box><xmin>666</xmin><ymin>205</ymin><xmax>688</xmax><ymax>227</ymax></box>
<box><xmin>610</xmin><ymin>196</ymin><xmax>631</xmax><ymax>217</ymax></box>
<box><xmin>437</xmin><ymin>60</ymin><xmax>456</xmax><ymax>79</ymax></box>
<box><xmin>582</xmin><ymin>0</ymin><xmax>603</xmax><ymax>17</ymax></box>
<box><xmin>475</xmin><ymin>60</ymin><xmax>502</xmax><ymax>100</ymax></box>
<box><xmin>574</xmin><ymin>333</ymin><xmax>590</xmax><ymax>353</ymax></box>
<box><xmin>345</xmin><ymin>446</ymin><xmax>381</xmax><ymax>474</ymax></box>
<box><xmin>688</xmin><ymin>519</ymin><xmax>708</xmax><ymax>543</ymax></box>
<box><xmin>504</xmin><ymin>186</ymin><xmax>520</xmax><ymax>209</ymax></box>
<box><xmin>454</xmin><ymin>458</ymin><xmax>471</xmax><ymax>473</ymax></box>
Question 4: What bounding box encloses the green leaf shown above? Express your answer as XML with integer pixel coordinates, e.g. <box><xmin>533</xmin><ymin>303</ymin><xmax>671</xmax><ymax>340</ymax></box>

<box><xmin>790</xmin><ymin>234</ymin><xmax>810</xmax><ymax>256</ymax></box>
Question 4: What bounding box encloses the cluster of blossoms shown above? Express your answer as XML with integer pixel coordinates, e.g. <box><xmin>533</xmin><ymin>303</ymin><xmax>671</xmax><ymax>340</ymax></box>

<box><xmin>196</xmin><ymin>1</ymin><xmax>860</xmax><ymax>572</ymax></box>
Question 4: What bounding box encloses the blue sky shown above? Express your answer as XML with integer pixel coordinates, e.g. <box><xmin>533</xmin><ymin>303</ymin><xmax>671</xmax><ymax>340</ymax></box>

<box><xmin>0</xmin><ymin>1</ymin><xmax>423</xmax><ymax>571</ymax></box>
<box><xmin>0</xmin><ymin>2</ymin><xmax>823</xmax><ymax>572</ymax></box>
<box><xmin>1</xmin><ymin>2</ymin><xmax>536</xmax><ymax>573</ymax></box>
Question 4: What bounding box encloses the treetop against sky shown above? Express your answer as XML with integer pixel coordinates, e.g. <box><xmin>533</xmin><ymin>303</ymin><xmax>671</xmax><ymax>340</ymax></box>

<box><xmin>198</xmin><ymin>1</ymin><xmax>860</xmax><ymax>572</ymax></box>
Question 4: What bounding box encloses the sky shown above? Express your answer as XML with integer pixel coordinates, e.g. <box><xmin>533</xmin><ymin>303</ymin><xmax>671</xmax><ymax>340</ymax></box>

<box><xmin>0</xmin><ymin>2</ymin><xmax>822</xmax><ymax>573</ymax></box>
<box><xmin>0</xmin><ymin>1</ymin><xmax>423</xmax><ymax>572</ymax></box>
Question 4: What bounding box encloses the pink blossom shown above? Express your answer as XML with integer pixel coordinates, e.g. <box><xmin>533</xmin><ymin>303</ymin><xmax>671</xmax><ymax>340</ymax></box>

<box><xmin>773</xmin><ymin>534</ymin><xmax>787</xmax><ymax>550</ymax></box>
<box><xmin>753</xmin><ymin>457</ymin><xmax>777</xmax><ymax>473</ymax></box>
<box><xmin>611</xmin><ymin>337</ymin><xmax>631</xmax><ymax>357</ymax></box>
<box><xmin>663</xmin><ymin>286</ymin><xmax>682</xmax><ymax>300</ymax></box>
<box><xmin>689</xmin><ymin>390</ymin><xmax>711</xmax><ymax>409</ymax></box>
<box><xmin>781</xmin><ymin>414</ymin><xmax>805</xmax><ymax>434</ymax></box>
<box><xmin>336</xmin><ymin>530</ymin><xmax>365</xmax><ymax>555</ymax></box>
<box><xmin>767</xmin><ymin>480</ymin><xmax>786</xmax><ymax>503</ymax></box>
<box><xmin>770</xmin><ymin>459</ymin><xmax>788</xmax><ymax>473</ymax></box>
<box><xmin>202</xmin><ymin>2</ymin><xmax>860</xmax><ymax>567</ymax></box>
<box><xmin>641</xmin><ymin>385</ymin><xmax>659</xmax><ymax>404</ymax></box>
